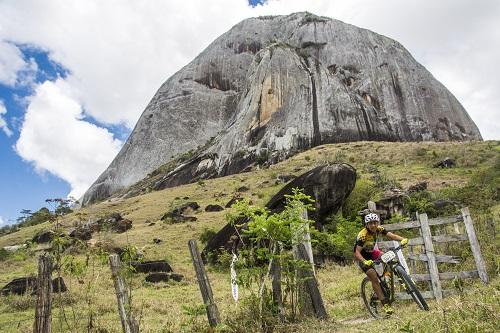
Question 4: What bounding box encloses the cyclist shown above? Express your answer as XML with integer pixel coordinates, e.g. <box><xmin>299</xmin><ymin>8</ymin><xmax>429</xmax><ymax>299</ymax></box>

<box><xmin>354</xmin><ymin>212</ymin><xmax>408</xmax><ymax>315</ymax></box>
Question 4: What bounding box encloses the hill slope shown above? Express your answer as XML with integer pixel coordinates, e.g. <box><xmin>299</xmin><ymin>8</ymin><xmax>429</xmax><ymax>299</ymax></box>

<box><xmin>0</xmin><ymin>141</ymin><xmax>498</xmax><ymax>332</ymax></box>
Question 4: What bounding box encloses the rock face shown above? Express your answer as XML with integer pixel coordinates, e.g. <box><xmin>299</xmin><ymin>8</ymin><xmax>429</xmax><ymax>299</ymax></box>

<box><xmin>82</xmin><ymin>12</ymin><xmax>481</xmax><ymax>205</ymax></box>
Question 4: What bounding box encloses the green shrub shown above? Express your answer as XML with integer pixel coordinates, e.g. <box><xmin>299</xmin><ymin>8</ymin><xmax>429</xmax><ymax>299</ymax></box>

<box><xmin>439</xmin><ymin>158</ymin><xmax>499</xmax><ymax>211</ymax></box>
<box><xmin>405</xmin><ymin>191</ymin><xmax>436</xmax><ymax>217</ymax></box>
<box><xmin>199</xmin><ymin>227</ymin><xmax>217</xmax><ymax>245</ymax></box>
<box><xmin>312</xmin><ymin>214</ymin><xmax>362</xmax><ymax>261</ymax></box>
<box><xmin>256</xmin><ymin>150</ymin><xmax>269</xmax><ymax>166</ymax></box>
<box><xmin>341</xmin><ymin>178</ymin><xmax>378</xmax><ymax>220</ymax></box>
<box><xmin>333</xmin><ymin>150</ymin><xmax>347</xmax><ymax>162</ymax></box>
<box><xmin>415</xmin><ymin>147</ymin><xmax>427</xmax><ymax>157</ymax></box>
<box><xmin>0</xmin><ymin>248</ymin><xmax>10</xmax><ymax>261</ymax></box>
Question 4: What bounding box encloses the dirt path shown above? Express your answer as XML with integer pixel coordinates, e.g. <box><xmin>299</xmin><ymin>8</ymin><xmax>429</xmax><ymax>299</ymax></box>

<box><xmin>339</xmin><ymin>316</ymin><xmax>374</xmax><ymax>325</ymax></box>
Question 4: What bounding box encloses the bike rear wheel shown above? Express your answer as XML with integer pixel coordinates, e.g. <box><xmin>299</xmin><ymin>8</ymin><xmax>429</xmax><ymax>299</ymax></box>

<box><xmin>360</xmin><ymin>277</ymin><xmax>385</xmax><ymax>319</ymax></box>
<box><xmin>395</xmin><ymin>265</ymin><xmax>429</xmax><ymax>311</ymax></box>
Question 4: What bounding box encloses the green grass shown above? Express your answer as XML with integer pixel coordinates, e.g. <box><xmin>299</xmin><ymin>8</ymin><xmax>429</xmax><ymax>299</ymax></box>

<box><xmin>0</xmin><ymin>140</ymin><xmax>498</xmax><ymax>332</ymax></box>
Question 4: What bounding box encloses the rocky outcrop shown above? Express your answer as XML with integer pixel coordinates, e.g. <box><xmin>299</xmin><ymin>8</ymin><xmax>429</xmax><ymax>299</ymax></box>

<box><xmin>82</xmin><ymin>12</ymin><xmax>482</xmax><ymax>205</ymax></box>
<box><xmin>130</xmin><ymin>260</ymin><xmax>172</xmax><ymax>274</ymax></box>
<box><xmin>32</xmin><ymin>230</ymin><xmax>56</xmax><ymax>244</ymax></box>
<box><xmin>433</xmin><ymin>157</ymin><xmax>456</xmax><ymax>168</ymax></box>
<box><xmin>205</xmin><ymin>204</ymin><xmax>224</xmax><ymax>212</ymax></box>
<box><xmin>1</xmin><ymin>277</ymin><xmax>67</xmax><ymax>296</ymax></box>
<box><xmin>202</xmin><ymin>164</ymin><xmax>356</xmax><ymax>258</ymax></box>
<box><xmin>160</xmin><ymin>202</ymin><xmax>200</xmax><ymax>223</ymax></box>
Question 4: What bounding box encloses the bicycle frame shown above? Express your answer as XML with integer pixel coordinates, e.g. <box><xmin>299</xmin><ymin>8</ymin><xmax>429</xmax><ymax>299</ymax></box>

<box><xmin>360</xmin><ymin>244</ymin><xmax>429</xmax><ymax>318</ymax></box>
<box><xmin>373</xmin><ymin>245</ymin><xmax>406</xmax><ymax>304</ymax></box>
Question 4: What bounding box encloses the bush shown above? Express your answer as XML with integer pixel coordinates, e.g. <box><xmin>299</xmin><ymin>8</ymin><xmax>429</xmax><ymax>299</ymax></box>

<box><xmin>341</xmin><ymin>178</ymin><xmax>378</xmax><ymax>220</ymax></box>
<box><xmin>405</xmin><ymin>191</ymin><xmax>436</xmax><ymax>217</ymax></box>
<box><xmin>199</xmin><ymin>227</ymin><xmax>217</xmax><ymax>245</ymax></box>
<box><xmin>439</xmin><ymin>158</ymin><xmax>499</xmax><ymax>211</ymax></box>
<box><xmin>333</xmin><ymin>150</ymin><xmax>347</xmax><ymax>162</ymax></box>
<box><xmin>256</xmin><ymin>150</ymin><xmax>269</xmax><ymax>166</ymax></box>
<box><xmin>312</xmin><ymin>214</ymin><xmax>361</xmax><ymax>261</ymax></box>
<box><xmin>0</xmin><ymin>248</ymin><xmax>10</xmax><ymax>261</ymax></box>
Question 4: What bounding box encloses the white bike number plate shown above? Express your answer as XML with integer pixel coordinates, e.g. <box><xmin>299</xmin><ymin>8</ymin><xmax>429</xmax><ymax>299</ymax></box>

<box><xmin>381</xmin><ymin>251</ymin><xmax>396</xmax><ymax>263</ymax></box>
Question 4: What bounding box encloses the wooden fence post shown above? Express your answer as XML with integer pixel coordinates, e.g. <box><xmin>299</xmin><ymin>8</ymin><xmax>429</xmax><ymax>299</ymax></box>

<box><xmin>296</xmin><ymin>244</ymin><xmax>328</xmax><ymax>319</ymax></box>
<box><xmin>271</xmin><ymin>250</ymin><xmax>285</xmax><ymax>323</ymax></box>
<box><xmin>34</xmin><ymin>255</ymin><xmax>52</xmax><ymax>333</ymax></box>
<box><xmin>461</xmin><ymin>207</ymin><xmax>489</xmax><ymax>283</ymax></box>
<box><xmin>292</xmin><ymin>210</ymin><xmax>315</xmax><ymax>274</ymax></box>
<box><xmin>109</xmin><ymin>254</ymin><xmax>139</xmax><ymax>333</ymax></box>
<box><xmin>419</xmin><ymin>213</ymin><xmax>443</xmax><ymax>300</ymax></box>
<box><xmin>188</xmin><ymin>240</ymin><xmax>220</xmax><ymax>327</ymax></box>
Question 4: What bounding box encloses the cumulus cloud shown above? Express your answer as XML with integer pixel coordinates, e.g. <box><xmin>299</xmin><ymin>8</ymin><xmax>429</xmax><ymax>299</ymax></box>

<box><xmin>0</xmin><ymin>40</ymin><xmax>27</xmax><ymax>86</ymax></box>
<box><xmin>15</xmin><ymin>79</ymin><xmax>122</xmax><ymax>199</ymax></box>
<box><xmin>0</xmin><ymin>40</ymin><xmax>38</xmax><ymax>87</ymax></box>
<box><xmin>0</xmin><ymin>216</ymin><xmax>7</xmax><ymax>227</ymax></box>
<box><xmin>0</xmin><ymin>100</ymin><xmax>13</xmax><ymax>137</ymax></box>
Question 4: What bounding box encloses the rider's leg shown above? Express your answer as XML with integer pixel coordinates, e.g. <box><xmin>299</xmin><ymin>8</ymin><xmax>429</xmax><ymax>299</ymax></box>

<box><xmin>366</xmin><ymin>268</ymin><xmax>387</xmax><ymax>304</ymax></box>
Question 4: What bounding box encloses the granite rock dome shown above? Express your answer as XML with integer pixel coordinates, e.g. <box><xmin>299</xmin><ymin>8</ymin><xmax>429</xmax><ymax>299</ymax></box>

<box><xmin>82</xmin><ymin>12</ymin><xmax>481</xmax><ymax>205</ymax></box>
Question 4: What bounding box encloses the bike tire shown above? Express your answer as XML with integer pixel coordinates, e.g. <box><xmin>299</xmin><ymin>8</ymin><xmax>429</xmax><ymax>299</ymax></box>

<box><xmin>395</xmin><ymin>265</ymin><xmax>429</xmax><ymax>311</ymax></box>
<box><xmin>360</xmin><ymin>276</ymin><xmax>384</xmax><ymax>319</ymax></box>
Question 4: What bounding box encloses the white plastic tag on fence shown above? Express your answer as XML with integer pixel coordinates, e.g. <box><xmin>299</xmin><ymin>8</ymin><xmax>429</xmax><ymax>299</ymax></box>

<box><xmin>230</xmin><ymin>252</ymin><xmax>239</xmax><ymax>302</ymax></box>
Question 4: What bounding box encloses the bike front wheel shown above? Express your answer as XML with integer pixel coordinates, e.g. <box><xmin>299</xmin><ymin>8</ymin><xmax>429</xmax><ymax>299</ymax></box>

<box><xmin>395</xmin><ymin>265</ymin><xmax>429</xmax><ymax>311</ymax></box>
<box><xmin>360</xmin><ymin>276</ymin><xmax>385</xmax><ymax>319</ymax></box>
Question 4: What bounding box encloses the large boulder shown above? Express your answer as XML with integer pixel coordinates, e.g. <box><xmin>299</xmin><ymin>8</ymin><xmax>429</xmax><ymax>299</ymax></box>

<box><xmin>1</xmin><ymin>277</ymin><xmax>37</xmax><ymax>296</ymax></box>
<box><xmin>161</xmin><ymin>202</ymin><xmax>200</xmax><ymax>223</ymax></box>
<box><xmin>82</xmin><ymin>12</ymin><xmax>481</xmax><ymax>205</ymax></box>
<box><xmin>145</xmin><ymin>273</ymin><xmax>169</xmax><ymax>283</ymax></box>
<box><xmin>433</xmin><ymin>157</ymin><xmax>456</xmax><ymax>168</ymax></box>
<box><xmin>32</xmin><ymin>230</ymin><xmax>56</xmax><ymax>244</ymax></box>
<box><xmin>130</xmin><ymin>260</ymin><xmax>173</xmax><ymax>274</ymax></box>
<box><xmin>205</xmin><ymin>204</ymin><xmax>224</xmax><ymax>212</ymax></box>
<box><xmin>95</xmin><ymin>213</ymin><xmax>133</xmax><ymax>233</ymax></box>
<box><xmin>69</xmin><ymin>227</ymin><xmax>93</xmax><ymax>241</ymax></box>
<box><xmin>202</xmin><ymin>164</ymin><xmax>356</xmax><ymax>258</ymax></box>
<box><xmin>266</xmin><ymin>164</ymin><xmax>357</xmax><ymax>227</ymax></box>
<box><xmin>145</xmin><ymin>272</ymin><xmax>184</xmax><ymax>283</ymax></box>
<box><xmin>1</xmin><ymin>277</ymin><xmax>68</xmax><ymax>296</ymax></box>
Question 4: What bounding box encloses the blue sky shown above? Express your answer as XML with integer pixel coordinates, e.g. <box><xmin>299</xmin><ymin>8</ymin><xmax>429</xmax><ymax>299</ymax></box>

<box><xmin>0</xmin><ymin>48</ymin><xmax>126</xmax><ymax>224</ymax></box>
<box><xmin>0</xmin><ymin>0</ymin><xmax>499</xmax><ymax>226</ymax></box>
<box><xmin>0</xmin><ymin>49</ymin><xmax>70</xmax><ymax>224</ymax></box>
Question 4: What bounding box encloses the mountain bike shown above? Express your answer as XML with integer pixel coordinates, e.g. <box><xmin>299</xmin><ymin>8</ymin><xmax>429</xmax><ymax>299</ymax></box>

<box><xmin>360</xmin><ymin>245</ymin><xmax>429</xmax><ymax>318</ymax></box>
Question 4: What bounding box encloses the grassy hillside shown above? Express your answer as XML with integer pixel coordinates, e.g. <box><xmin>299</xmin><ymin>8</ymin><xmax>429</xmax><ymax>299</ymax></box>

<box><xmin>0</xmin><ymin>141</ymin><xmax>498</xmax><ymax>332</ymax></box>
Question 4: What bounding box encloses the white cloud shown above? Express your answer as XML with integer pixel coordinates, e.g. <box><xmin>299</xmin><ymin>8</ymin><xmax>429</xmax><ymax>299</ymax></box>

<box><xmin>15</xmin><ymin>79</ymin><xmax>122</xmax><ymax>199</ymax></box>
<box><xmin>0</xmin><ymin>100</ymin><xmax>13</xmax><ymax>137</ymax></box>
<box><xmin>0</xmin><ymin>40</ymin><xmax>38</xmax><ymax>88</ymax></box>
<box><xmin>0</xmin><ymin>216</ymin><xmax>7</xmax><ymax>227</ymax></box>
<box><xmin>0</xmin><ymin>40</ymin><xmax>27</xmax><ymax>86</ymax></box>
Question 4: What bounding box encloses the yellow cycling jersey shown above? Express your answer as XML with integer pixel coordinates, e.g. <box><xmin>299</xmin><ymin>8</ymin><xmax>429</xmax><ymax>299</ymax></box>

<box><xmin>354</xmin><ymin>226</ymin><xmax>388</xmax><ymax>259</ymax></box>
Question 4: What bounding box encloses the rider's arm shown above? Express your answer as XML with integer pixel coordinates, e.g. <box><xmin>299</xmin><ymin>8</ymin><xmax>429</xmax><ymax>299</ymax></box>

<box><xmin>386</xmin><ymin>232</ymin><xmax>404</xmax><ymax>242</ymax></box>
<box><xmin>354</xmin><ymin>245</ymin><xmax>365</xmax><ymax>263</ymax></box>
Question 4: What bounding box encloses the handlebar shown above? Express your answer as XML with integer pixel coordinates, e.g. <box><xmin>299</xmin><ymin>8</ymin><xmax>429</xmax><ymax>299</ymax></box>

<box><xmin>373</xmin><ymin>244</ymin><xmax>403</xmax><ymax>265</ymax></box>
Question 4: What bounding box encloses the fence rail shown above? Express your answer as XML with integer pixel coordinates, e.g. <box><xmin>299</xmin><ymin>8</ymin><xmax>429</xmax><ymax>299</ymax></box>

<box><xmin>377</xmin><ymin>206</ymin><xmax>488</xmax><ymax>300</ymax></box>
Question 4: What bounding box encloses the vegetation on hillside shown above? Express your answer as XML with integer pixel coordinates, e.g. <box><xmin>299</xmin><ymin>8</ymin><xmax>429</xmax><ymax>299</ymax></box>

<box><xmin>0</xmin><ymin>198</ymin><xmax>75</xmax><ymax>236</ymax></box>
<box><xmin>0</xmin><ymin>141</ymin><xmax>498</xmax><ymax>332</ymax></box>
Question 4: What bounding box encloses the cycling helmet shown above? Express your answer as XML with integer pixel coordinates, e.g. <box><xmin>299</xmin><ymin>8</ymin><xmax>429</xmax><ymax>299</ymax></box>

<box><xmin>364</xmin><ymin>213</ymin><xmax>380</xmax><ymax>225</ymax></box>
